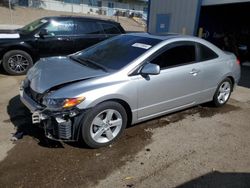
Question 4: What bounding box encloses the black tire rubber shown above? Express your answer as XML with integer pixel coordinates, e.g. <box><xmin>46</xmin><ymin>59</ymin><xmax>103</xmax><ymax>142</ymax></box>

<box><xmin>81</xmin><ymin>101</ymin><xmax>127</xmax><ymax>148</ymax></box>
<box><xmin>212</xmin><ymin>78</ymin><xmax>232</xmax><ymax>107</ymax></box>
<box><xmin>2</xmin><ymin>50</ymin><xmax>33</xmax><ymax>75</ymax></box>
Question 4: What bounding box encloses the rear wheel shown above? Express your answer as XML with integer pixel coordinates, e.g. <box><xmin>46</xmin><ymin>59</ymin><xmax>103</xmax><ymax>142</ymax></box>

<box><xmin>212</xmin><ymin>78</ymin><xmax>232</xmax><ymax>107</ymax></box>
<box><xmin>81</xmin><ymin>101</ymin><xmax>127</xmax><ymax>148</ymax></box>
<box><xmin>2</xmin><ymin>50</ymin><xmax>33</xmax><ymax>75</ymax></box>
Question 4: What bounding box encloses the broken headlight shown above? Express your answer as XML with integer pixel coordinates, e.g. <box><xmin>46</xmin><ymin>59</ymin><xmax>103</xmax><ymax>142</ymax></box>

<box><xmin>42</xmin><ymin>96</ymin><xmax>85</xmax><ymax>110</ymax></box>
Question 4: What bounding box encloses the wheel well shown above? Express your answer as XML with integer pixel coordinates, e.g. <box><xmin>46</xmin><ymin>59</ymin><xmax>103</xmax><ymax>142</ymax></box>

<box><xmin>105</xmin><ymin>99</ymin><xmax>132</xmax><ymax>127</ymax></box>
<box><xmin>1</xmin><ymin>46</ymin><xmax>38</xmax><ymax>63</ymax></box>
<box><xmin>227</xmin><ymin>76</ymin><xmax>235</xmax><ymax>90</ymax></box>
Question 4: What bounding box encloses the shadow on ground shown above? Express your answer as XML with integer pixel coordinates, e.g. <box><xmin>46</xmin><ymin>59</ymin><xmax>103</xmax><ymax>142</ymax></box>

<box><xmin>2</xmin><ymin>97</ymin><xmax>154</xmax><ymax>187</ymax></box>
<box><xmin>2</xmin><ymin>94</ymin><xmax>242</xmax><ymax>187</ymax></box>
<box><xmin>5</xmin><ymin>93</ymin><xmax>241</xmax><ymax>156</ymax></box>
<box><xmin>0</xmin><ymin>66</ymin><xmax>8</xmax><ymax>76</ymax></box>
<box><xmin>176</xmin><ymin>171</ymin><xmax>250</xmax><ymax>188</ymax></box>
<box><xmin>6</xmin><ymin>95</ymin><xmax>241</xmax><ymax>149</ymax></box>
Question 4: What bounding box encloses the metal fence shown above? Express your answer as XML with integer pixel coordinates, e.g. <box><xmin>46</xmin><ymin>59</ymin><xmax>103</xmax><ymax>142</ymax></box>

<box><xmin>1</xmin><ymin>0</ymin><xmax>147</xmax><ymax>25</ymax></box>
<box><xmin>7</xmin><ymin>0</ymin><xmax>147</xmax><ymax>17</ymax></box>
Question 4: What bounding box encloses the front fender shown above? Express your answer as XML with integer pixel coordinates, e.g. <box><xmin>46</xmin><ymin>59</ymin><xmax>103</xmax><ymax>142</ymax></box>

<box><xmin>78</xmin><ymin>93</ymin><xmax>132</xmax><ymax>109</ymax></box>
<box><xmin>76</xmin><ymin>83</ymin><xmax>137</xmax><ymax>112</ymax></box>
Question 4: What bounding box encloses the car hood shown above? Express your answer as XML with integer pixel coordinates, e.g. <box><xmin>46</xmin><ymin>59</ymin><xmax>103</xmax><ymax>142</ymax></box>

<box><xmin>27</xmin><ymin>56</ymin><xmax>108</xmax><ymax>94</ymax></box>
<box><xmin>0</xmin><ymin>29</ymin><xmax>21</xmax><ymax>39</ymax></box>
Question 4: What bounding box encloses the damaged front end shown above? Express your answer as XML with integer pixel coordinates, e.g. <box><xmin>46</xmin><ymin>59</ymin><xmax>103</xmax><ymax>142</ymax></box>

<box><xmin>20</xmin><ymin>79</ymin><xmax>86</xmax><ymax>142</ymax></box>
<box><xmin>34</xmin><ymin>108</ymin><xmax>84</xmax><ymax>142</ymax></box>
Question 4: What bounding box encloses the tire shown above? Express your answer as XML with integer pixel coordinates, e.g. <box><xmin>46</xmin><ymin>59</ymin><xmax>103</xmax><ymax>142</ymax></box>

<box><xmin>81</xmin><ymin>101</ymin><xmax>127</xmax><ymax>148</ymax></box>
<box><xmin>2</xmin><ymin>50</ymin><xmax>33</xmax><ymax>75</ymax></box>
<box><xmin>212</xmin><ymin>78</ymin><xmax>232</xmax><ymax>107</ymax></box>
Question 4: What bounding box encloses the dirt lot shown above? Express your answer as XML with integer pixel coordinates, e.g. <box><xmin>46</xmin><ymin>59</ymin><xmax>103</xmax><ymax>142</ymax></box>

<box><xmin>0</xmin><ymin>69</ymin><xmax>250</xmax><ymax>188</ymax></box>
<box><xmin>0</xmin><ymin>6</ymin><xmax>145</xmax><ymax>31</ymax></box>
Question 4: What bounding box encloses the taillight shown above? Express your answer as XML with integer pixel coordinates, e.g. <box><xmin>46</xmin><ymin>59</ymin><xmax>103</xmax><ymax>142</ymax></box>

<box><xmin>236</xmin><ymin>59</ymin><xmax>240</xmax><ymax>65</ymax></box>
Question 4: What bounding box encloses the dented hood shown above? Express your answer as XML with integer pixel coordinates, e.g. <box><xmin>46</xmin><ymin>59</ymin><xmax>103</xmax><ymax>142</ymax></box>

<box><xmin>27</xmin><ymin>56</ymin><xmax>108</xmax><ymax>93</ymax></box>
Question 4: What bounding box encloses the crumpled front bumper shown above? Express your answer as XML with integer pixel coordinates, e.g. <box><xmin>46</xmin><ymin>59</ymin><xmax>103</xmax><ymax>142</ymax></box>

<box><xmin>19</xmin><ymin>85</ymin><xmax>83</xmax><ymax>142</ymax></box>
<box><xmin>20</xmin><ymin>86</ymin><xmax>43</xmax><ymax>113</ymax></box>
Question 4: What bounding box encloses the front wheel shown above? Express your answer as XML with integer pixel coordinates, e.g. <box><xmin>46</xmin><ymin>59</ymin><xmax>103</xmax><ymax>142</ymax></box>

<box><xmin>2</xmin><ymin>50</ymin><xmax>33</xmax><ymax>75</ymax></box>
<box><xmin>212</xmin><ymin>78</ymin><xmax>232</xmax><ymax>107</ymax></box>
<box><xmin>81</xmin><ymin>101</ymin><xmax>127</xmax><ymax>148</ymax></box>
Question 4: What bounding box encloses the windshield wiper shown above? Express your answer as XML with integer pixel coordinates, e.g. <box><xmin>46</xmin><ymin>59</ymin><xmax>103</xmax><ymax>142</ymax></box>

<box><xmin>69</xmin><ymin>56</ymin><xmax>88</xmax><ymax>66</ymax></box>
<box><xmin>69</xmin><ymin>56</ymin><xmax>108</xmax><ymax>72</ymax></box>
<box><xmin>78</xmin><ymin>57</ymin><xmax>108</xmax><ymax>72</ymax></box>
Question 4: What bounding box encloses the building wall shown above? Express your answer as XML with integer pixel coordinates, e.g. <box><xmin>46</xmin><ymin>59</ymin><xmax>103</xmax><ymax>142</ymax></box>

<box><xmin>148</xmin><ymin>0</ymin><xmax>201</xmax><ymax>35</ymax></box>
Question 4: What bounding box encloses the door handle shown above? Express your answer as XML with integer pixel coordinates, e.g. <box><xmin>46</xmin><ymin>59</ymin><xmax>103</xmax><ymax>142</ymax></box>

<box><xmin>189</xmin><ymin>69</ymin><xmax>200</xmax><ymax>76</ymax></box>
<box><xmin>58</xmin><ymin>37</ymin><xmax>71</xmax><ymax>41</ymax></box>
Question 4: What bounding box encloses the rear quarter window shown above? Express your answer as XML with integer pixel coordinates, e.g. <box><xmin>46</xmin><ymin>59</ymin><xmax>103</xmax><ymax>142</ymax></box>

<box><xmin>75</xmin><ymin>21</ymin><xmax>102</xmax><ymax>34</ymax></box>
<box><xmin>100</xmin><ymin>23</ymin><xmax>122</xmax><ymax>34</ymax></box>
<box><xmin>198</xmin><ymin>43</ymin><xmax>219</xmax><ymax>61</ymax></box>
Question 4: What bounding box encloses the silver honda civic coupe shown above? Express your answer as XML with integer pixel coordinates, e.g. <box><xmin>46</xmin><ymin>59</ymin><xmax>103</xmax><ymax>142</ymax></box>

<box><xmin>20</xmin><ymin>33</ymin><xmax>241</xmax><ymax>148</ymax></box>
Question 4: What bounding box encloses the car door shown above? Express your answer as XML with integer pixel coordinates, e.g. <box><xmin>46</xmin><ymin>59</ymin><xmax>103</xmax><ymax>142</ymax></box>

<box><xmin>73</xmin><ymin>20</ymin><xmax>107</xmax><ymax>52</ymax></box>
<box><xmin>36</xmin><ymin>19</ymin><xmax>75</xmax><ymax>57</ymax></box>
<box><xmin>194</xmin><ymin>42</ymin><xmax>221</xmax><ymax>102</ymax></box>
<box><xmin>137</xmin><ymin>41</ymin><xmax>204</xmax><ymax>120</ymax></box>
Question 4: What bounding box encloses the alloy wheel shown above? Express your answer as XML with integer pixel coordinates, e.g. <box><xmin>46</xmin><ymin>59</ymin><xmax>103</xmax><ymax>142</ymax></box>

<box><xmin>90</xmin><ymin>109</ymin><xmax>123</xmax><ymax>143</ymax></box>
<box><xmin>217</xmin><ymin>81</ymin><xmax>231</xmax><ymax>104</ymax></box>
<box><xmin>8</xmin><ymin>54</ymin><xmax>29</xmax><ymax>73</ymax></box>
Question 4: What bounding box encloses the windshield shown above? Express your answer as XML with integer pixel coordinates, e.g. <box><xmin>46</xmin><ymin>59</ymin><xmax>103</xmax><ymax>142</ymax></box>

<box><xmin>73</xmin><ymin>35</ymin><xmax>161</xmax><ymax>71</ymax></box>
<box><xmin>20</xmin><ymin>18</ymin><xmax>48</xmax><ymax>34</ymax></box>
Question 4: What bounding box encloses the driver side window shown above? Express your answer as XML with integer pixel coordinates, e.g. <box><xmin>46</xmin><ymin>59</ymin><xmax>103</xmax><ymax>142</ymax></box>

<box><xmin>44</xmin><ymin>20</ymin><xmax>74</xmax><ymax>36</ymax></box>
<box><xmin>151</xmin><ymin>42</ymin><xmax>196</xmax><ymax>69</ymax></box>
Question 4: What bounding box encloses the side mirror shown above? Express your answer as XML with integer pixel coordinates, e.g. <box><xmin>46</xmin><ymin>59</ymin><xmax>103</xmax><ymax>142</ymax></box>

<box><xmin>141</xmin><ymin>63</ymin><xmax>160</xmax><ymax>75</ymax></box>
<box><xmin>39</xmin><ymin>28</ymin><xmax>48</xmax><ymax>38</ymax></box>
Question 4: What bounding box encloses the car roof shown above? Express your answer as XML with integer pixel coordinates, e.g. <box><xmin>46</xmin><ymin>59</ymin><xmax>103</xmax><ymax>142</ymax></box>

<box><xmin>126</xmin><ymin>32</ymin><xmax>224</xmax><ymax>56</ymax></box>
<box><xmin>127</xmin><ymin>32</ymin><xmax>211</xmax><ymax>43</ymax></box>
<box><xmin>41</xmin><ymin>16</ymin><xmax>120</xmax><ymax>24</ymax></box>
<box><xmin>126</xmin><ymin>32</ymin><xmax>185</xmax><ymax>41</ymax></box>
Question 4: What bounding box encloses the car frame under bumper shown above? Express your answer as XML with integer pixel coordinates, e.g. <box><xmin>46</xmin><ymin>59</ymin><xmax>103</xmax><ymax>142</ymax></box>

<box><xmin>20</xmin><ymin>88</ymin><xmax>85</xmax><ymax>142</ymax></box>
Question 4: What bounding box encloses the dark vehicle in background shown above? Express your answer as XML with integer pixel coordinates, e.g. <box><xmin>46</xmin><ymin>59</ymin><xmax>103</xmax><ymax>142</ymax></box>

<box><xmin>0</xmin><ymin>16</ymin><xmax>125</xmax><ymax>75</ymax></box>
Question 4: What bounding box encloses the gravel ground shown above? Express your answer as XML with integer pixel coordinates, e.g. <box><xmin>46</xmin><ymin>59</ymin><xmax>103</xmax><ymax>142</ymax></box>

<box><xmin>0</xmin><ymin>70</ymin><xmax>249</xmax><ymax>188</ymax></box>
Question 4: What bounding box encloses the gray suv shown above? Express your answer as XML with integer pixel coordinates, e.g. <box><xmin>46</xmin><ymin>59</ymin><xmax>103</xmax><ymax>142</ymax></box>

<box><xmin>20</xmin><ymin>33</ymin><xmax>241</xmax><ymax>148</ymax></box>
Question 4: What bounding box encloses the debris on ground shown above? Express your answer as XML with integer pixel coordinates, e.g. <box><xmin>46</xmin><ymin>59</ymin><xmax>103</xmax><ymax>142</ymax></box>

<box><xmin>10</xmin><ymin>131</ymin><xmax>24</xmax><ymax>141</ymax></box>
<box><xmin>124</xmin><ymin>176</ymin><xmax>133</xmax><ymax>180</ymax></box>
<box><xmin>126</xmin><ymin>183</ymin><xmax>135</xmax><ymax>187</ymax></box>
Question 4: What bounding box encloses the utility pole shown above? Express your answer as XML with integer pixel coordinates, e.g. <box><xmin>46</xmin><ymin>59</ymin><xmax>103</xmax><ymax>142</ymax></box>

<box><xmin>9</xmin><ymin>0</ymin><xmax>13</xmax><ymax>24</ymax></box>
